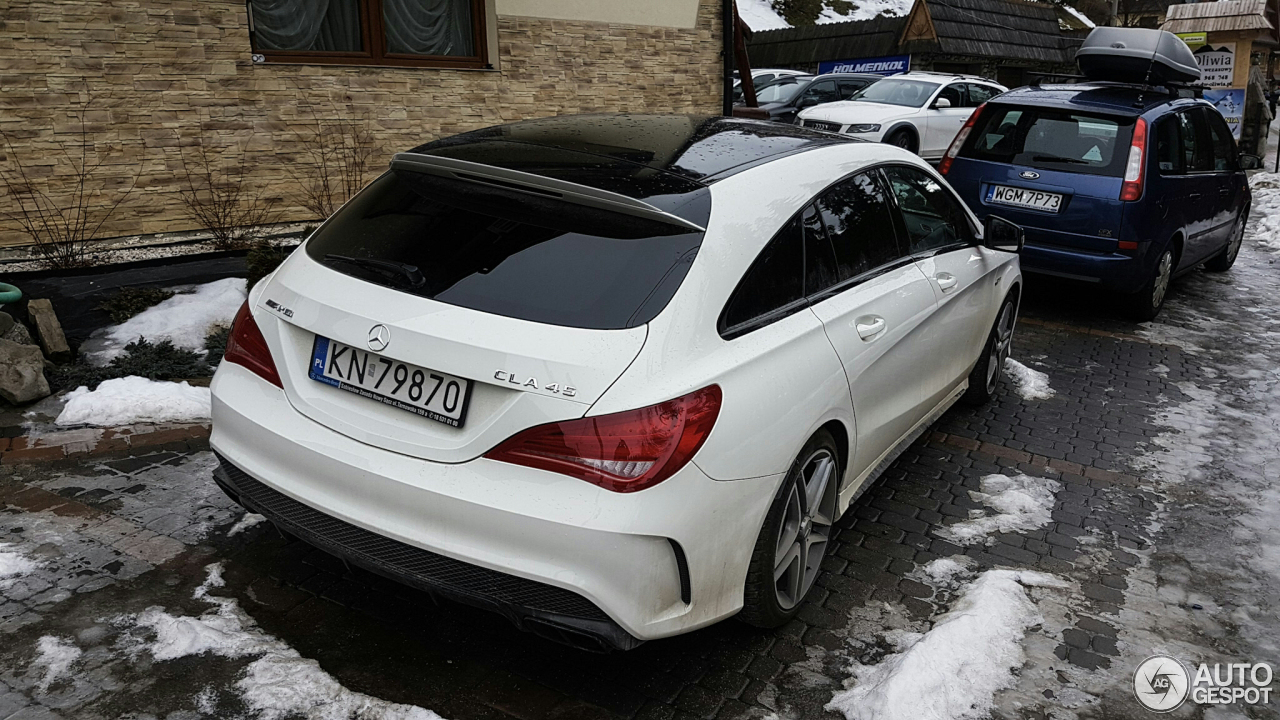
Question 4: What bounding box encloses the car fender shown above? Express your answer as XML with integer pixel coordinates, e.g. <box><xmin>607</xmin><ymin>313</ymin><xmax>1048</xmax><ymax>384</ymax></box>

<box><xmin>880</xmin><ymin>120</ymin><xmax>920</xmax><ymax>144</ymax></box>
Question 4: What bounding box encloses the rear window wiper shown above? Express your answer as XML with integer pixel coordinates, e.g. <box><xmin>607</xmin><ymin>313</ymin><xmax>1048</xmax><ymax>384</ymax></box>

<box><xmin>323</xmin><ymin>254</ymin><xmax>425</xmax><ymax>288</ymax></box>
<box><xmin>1031</xmin><ymin>154</ymin><xmax>1090</xmax><ymax>165</ymax></box>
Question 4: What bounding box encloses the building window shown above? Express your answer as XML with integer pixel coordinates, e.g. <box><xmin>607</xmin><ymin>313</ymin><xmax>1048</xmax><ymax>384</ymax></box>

<box><xmin>247</xmin><ymin>0</ymin><xmax>488</xmax><ymax>69</ymax></box>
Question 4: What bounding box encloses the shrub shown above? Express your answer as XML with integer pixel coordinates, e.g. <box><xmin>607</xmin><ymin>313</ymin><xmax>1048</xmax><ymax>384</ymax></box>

<box><xmin>49</xmin><ymin>338</ymin><xmax>209</xmax><ymax>392</ymax></box>
<box><xmin>246</xmin><ymin>239</ymin><xmax>291</xmax><ymax>290</ymax></box>
<box><xmin>204</xmin><ymin>325</ymin><xmax>230</xmax><ymax>365</ymax></box>
<box><xmin>99</xmin><ymin>286</ymin><xmax>175</xmax><ymax>324</ymax></box>
<box><xmin>177</xmin><ymin>139</ymin><xmax>280</xmax><ymax>250</ymax></box>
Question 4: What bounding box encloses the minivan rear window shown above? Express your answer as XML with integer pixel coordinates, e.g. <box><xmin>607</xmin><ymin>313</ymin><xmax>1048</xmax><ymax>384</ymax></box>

<box><xmin>305</xmin><ymin>172</ymin><xmax>708</xmax><ymax>330</ymax></box>
<box><xmin>960</xmin><ymin>105</ymin><xmax>1135</xmax><ymax>177</ymax></box>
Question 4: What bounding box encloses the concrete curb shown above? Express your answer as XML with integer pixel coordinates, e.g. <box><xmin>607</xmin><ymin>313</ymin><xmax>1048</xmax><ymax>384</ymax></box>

<box><xmin>0</xmin><ymin>422</ymin><xmax>211</xmax><ymax>464</ymax></box>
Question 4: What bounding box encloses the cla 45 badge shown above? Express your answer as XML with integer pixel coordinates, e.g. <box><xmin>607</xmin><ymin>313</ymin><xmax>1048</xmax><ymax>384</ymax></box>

<box><xmin>494</xmin><ymin>370</ymin><xmax>576</xmax><ymax>397</ymax></box>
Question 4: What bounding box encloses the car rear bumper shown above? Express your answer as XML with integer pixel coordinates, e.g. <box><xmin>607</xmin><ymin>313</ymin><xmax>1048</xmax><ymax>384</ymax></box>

<box><xmin>209</xmin><ymin>363</ymin><xmax>780</xmax><ymax>649</ymax></box>
<box><xmin>1019</xmin><ymin>241</ymin><xmax>1146</xmax><ymax>291</ymax></box>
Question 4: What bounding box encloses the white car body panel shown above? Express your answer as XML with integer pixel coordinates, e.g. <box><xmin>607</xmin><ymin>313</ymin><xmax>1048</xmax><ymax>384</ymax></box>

<box><xmin>210</xmin><ymin>128</ymin><xmax>1022</xmax><ymax>645</ymax></box>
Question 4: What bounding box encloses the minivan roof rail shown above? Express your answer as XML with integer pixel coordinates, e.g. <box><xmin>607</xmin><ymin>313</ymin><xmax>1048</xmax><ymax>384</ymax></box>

<box><xmin>390</xmin><ymin>153</ymin><xmax>707</xmax><ymax>233</ymax></box>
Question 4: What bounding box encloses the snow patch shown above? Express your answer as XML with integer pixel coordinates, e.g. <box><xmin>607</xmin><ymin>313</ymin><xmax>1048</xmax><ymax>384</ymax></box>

<box><xmin>227</xmin><ymin>513</ymin><xmax>267</xmax><ymax>537</ymax></box>
<box><xmin>917</xmin><ymin>556</ymin><xmax>975</xmax><ymax>588</ymax></box>
<box><xmin>83</xmin><ymin>277</ymin><xmax>246</xmax><ymax>364</ymax></box>
<box><xmin>827</xmin><ymin>569</ymin><xmax>1067</xmax><ymax>720</ymax></box>
<box><xmin>939</xmin><ymin>474</ymin><xmax>1061</xmax><ymax>546</ymax></box>
<box><xmin>127</xmin><ymin>564</ymin><xmax>442</xmax><ymax>720</ymax></box>
<box><xmin>32</xmin><ymin>636</ymin><xmax>81</xmax><ymax>693</ymax></box>
<box><xmin>1060</xmin><ymin>4</ymin><xmax>1095</xmax><ymax>28</ymax></box>
<box><xmin>1248</xmin><ymin>172</ymin><xmax>1280</xmax><ymax>253</ymax></box>
<box><xmin>1004</xmin><ymin>358</ymin><xmax>1055</xmax><ymax>400</ymax></box>
<box><xmin>0</xmin><ymin>544</ymin><xmax>39</xmax><ymax>584</ymax></box>
<box><xmin>736</xmin><ymin>0</ymin><xmax>912</xmax><ymax>31</ymax></box>
<box><xmin>56</xmin><ymin>377</ymin><xmax>211</xmax><ymax>427</ymax></box>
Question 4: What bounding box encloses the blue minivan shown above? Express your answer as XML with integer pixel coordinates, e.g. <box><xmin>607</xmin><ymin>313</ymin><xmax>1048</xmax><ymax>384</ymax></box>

<box><xmin>940</xmin><ymin>83</ymin><xmax>1256</xmax><ymax>320</ymax></box>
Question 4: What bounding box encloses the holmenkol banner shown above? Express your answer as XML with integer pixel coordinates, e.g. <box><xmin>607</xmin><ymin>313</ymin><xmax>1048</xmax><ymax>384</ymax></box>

<box><xmin>817</xmin><ymin>54</ymin><xmax>910</xmax><ymax>76</ymax></box>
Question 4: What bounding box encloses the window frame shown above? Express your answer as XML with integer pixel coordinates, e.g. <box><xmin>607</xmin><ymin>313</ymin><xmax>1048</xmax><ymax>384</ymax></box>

<box><xmin>246</xmin><ymin>0</ymin><xmax>491</xmax><ymax>70</ymax></box>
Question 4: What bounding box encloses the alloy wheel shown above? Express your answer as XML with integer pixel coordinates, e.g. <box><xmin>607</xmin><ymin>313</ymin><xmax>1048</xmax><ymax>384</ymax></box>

<box><xmin>773</xmin><ymin>449</ymin><xmax>837</xmax><ymax>610</ymax></box>
<box><xmin>985</xmin><ymin>301</ymin><xmax>1015</xmax><ymax>394</ymax></box>
<box><xmin>1151</xmin><ymin>250</ymin><xmax>1173</xmax><ymax>310</ymax></box>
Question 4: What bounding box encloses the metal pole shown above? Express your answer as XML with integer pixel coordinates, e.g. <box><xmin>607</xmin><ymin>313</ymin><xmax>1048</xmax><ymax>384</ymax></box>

<box><xmin>722</xmin><ymin>0</ymin><xmax>735</xmax><ymax>116</ymax></box>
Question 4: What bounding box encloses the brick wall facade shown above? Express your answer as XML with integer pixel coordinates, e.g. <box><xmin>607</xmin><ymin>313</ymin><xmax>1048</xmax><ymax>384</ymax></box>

<box><xmin>0</xmin><ymin>0</ymin><xmax>724</xmax><ymax>248</ymax></box>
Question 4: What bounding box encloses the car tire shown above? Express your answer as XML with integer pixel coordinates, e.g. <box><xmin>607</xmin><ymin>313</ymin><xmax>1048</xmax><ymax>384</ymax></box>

<box><xmin>886</xmin><ymin>129</ymin><xmax>917</xmax><ymax>154</ymax></box>
<box><xmin>1123</xmin><ymin>245</ymin><xmax>1176</xmax><ymax>322</ymax></box>
<box><xmin>1204</xmin><ymin>214</ymin><xmax>1246</xmax><ymax>272</ymax></box>
<box><xmin>739</xmin><ymin>429</ymin><xmax>839</xmax><ymax>628</ymax></box>
<box><xmin>961</xmin><ymin>293</ymin><xmax>1018</xmax><ymax>406</ymax></box>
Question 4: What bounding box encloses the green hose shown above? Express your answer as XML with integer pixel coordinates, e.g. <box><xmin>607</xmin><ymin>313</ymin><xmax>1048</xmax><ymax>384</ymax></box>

<box><xmin>0</xmin><ymin>283</ymin><xmax>21</xmax><ymax>305</ymax></box>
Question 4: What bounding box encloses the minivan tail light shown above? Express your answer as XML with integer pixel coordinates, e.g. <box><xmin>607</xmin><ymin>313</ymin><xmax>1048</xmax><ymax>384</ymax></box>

<box><xmin>1120</xmin><ymin>117</ymin><xmax>1148</xmax><ymax>202</ymax></box>
<box><xmin>224</xmin><ymin>301</ymin><xmax>282</xmax><ymax>388</ymax></box>
<box><xmin>485</xmin><ymin>385</ymin><xmax>722</xmax><ymax>493</ymax></box>
<box><xmin>939</xmin><ymin>102</ymin><xmax>986</xmax><ymax>175</ymax></box>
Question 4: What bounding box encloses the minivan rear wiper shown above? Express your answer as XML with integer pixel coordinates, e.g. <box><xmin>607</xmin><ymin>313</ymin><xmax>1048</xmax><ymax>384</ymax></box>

<box><xmin>323</xmin><ymin>254</ymin><xmax>425</xmax><ymax>288</ymax></box>
<box><xmin>1031</xmin><ymin>154</ymin><xmax>1089</xmax><ymax>165</ymax></box>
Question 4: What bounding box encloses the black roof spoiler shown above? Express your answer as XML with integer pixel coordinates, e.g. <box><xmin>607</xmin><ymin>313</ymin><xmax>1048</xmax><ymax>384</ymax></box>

<box><xmin>390</xmin><ymin>153</ymin><xmax>707</xmax><ymax>233</ymax></box>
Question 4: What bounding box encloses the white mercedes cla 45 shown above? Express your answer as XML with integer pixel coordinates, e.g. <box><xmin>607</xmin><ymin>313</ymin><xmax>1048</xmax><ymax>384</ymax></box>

<box><xmin>210</xmin><ymin>115</ymin><xmax>1024</xmax><ymax>651</ymax></box>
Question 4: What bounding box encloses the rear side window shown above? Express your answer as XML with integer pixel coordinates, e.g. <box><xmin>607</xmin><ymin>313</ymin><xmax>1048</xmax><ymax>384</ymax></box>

<box><xmin>961</xmin><ymin>105</ymin><xmax>1135</xmax><ymax>177</ymax></box>
<box><xmin>1202</xmin><ymin>108</ymin><xmax>1237</xmax><ymax>172</ymax></box>
<box><xmin>965</xmin><ymin>84</ymin><xmax>998</xmax><ymax>106</ymax></box>
<box><xmin>720</xmin><ymin>216</ymin><xmax>805</xmax><ymax>333</ymax></box>
<box><xmin>1178</xmin><ymin>110</ymin><xmax>1212</xmax><ymax>172</ymax></box>
<box><xmin>306</xmin><ymin>173</ymin><xmax>706</xmax><ymax>330</ymax></box>
<box><xmin>1154</xmin><ymin>115</ymin><xmax>1182</xmax><ymax>174</ymax></box>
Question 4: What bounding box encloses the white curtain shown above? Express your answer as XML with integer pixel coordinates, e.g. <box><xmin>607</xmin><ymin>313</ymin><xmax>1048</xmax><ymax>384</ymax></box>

<box><xmin>252</xmin><ymin>0</ymin><xmax>362</xmax><ymax>52</ymax></box>
<box><xmin>383</xmin><ymin>0</ymin><xmax>473</xmax><ymax>57</ymax></box>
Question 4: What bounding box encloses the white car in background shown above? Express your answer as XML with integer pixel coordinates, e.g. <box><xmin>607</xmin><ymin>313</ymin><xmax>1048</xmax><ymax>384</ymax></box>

<box><xmin>209</xmin><ymin>114</ymin><xmax>1024</xmax><ymax>651</ymax></box>
<box><xmin>797</xmin><ymin>72</ymin><xmax>1007</xmax><ymax>159</ymax></box>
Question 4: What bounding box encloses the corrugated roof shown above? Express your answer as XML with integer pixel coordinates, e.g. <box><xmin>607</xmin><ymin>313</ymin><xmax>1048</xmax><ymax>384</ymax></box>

<box><xmin>745</xmin><ymin>0</ymin><xmax>1077</xmax><ymax>67</ymax></box>
<box><xmin>1162</xmin><ymin>0</ymin><xmax>1273</xmax><ymax>33</ymax></box>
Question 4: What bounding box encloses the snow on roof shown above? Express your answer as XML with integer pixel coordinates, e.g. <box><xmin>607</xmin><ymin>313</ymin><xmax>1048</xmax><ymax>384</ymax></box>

<box><xmin>736</xmin><ymin>0</ymin><xmax>913</xmax><ymax>32</ymax></box>
<box><xmin>1061</xmin><ymin>4</ymin><xmax>1095</xmax><ymax>29</ymax></box>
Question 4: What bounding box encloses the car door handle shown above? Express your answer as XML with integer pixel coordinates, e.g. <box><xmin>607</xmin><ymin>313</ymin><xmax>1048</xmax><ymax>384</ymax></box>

<box><xmin>1218</xmin><ymin>188</ymin><xmax>1230</xmax><ymax>195</ymax></box>
<box><xmin>855</xmin><ymin>315</ymin><xmax>886</xmax><ymax>341</ymax></box>
<box><xmin>935</xmin><ymin>272</ymin><xmax>958</xmax><ymax>292</ymax></box>
<box><xmin>1188</xmin><ymin>192</ymin><xmax>1202</xmax><ymax>200</ymax></box>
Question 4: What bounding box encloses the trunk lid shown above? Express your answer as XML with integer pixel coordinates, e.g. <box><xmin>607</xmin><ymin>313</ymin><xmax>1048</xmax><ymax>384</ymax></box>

<box><xmin>258</xmin><ymin>259</ymin><xmax>648</xmax><ymax>463</ymax></box>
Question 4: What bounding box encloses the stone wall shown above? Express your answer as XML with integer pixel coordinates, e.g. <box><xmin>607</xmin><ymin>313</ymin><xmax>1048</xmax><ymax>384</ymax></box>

<box><xmin>0</xmin><ymin>0</ymin><xmax>724</xmax><ymax>248</ymax></box>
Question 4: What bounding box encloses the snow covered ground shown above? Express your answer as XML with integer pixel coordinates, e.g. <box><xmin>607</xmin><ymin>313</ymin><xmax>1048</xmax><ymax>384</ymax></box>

<box><xmin>80</xmin><ymin>277</ymin><xmax>246</xmax><ymax>364</ymax></box>
<box><xmin>938</xmin><ymin>473</ymin><xmax>1061</xmax><ymax>546</ymax></box>
<box><xmin>1004</xmin><ymin>358</ymin><xmax>1055</xmax><ymax>401</ymax></box>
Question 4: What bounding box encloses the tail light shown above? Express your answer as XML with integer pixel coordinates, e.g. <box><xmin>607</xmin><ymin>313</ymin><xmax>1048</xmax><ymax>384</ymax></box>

<box><xmin>1120</xmin><ymin>117</ymin><xmax>1148</xmax><ymax>202</ymax></box>
<box><xmin>939</xmin><ymin>102</ymin><xmax>986</xmax><ymax>176</ymax></box>
<box><xmin>224</xmin><ymin>301</ymin><xmax>282</xmax><ymax>388</ymax></box>
<box><xmin>485</xmin><ymin>385</ymin><xmax>722</xmax><ymax>493</ymax></box>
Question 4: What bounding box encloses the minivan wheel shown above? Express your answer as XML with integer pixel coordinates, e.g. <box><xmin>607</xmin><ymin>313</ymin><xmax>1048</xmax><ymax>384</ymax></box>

<box><xmin>739</xmin><ymin>429</ymin><xmax>839</xmax><ymax>628</ymax></box>
<box><xmin>1204</xmin><ymin>216</ymin><xmax>1246</xmax><ymax>272</ymax></box>
<box><xmin>961</xmin><ymin>294</ymin><xmax>1017</xmax><ymax>405</ymax></box>
<box><xmin>886</xmin><ymin>129</ymin><xmax>917</xmax><ymax>154</ymax></box>
<box><xmin>1124</xmin><ymin>247</ymin><xmax>1175</xmax><ymax>322</ymax></box>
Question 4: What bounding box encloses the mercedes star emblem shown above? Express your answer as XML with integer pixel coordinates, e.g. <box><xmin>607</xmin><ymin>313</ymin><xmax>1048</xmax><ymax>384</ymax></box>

<box><xmin>368</xmin><ymin>324</ymin><xmax>391</xmax><ymax>352</ymax></box>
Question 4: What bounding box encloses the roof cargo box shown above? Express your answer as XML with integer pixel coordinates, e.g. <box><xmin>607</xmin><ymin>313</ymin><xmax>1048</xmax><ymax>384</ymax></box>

<box><xmin>1076</xmin><ymin>28</ymin><xmax>1201</xmax><ymax>85</ymax></box>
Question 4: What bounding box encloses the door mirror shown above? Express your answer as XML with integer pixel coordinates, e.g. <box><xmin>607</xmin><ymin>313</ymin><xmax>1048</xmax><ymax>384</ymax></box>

<box><xmin>933</xmin><ymin>97</ymin><xmax>952</xmax><ymax>109</ymax></box>
<box><xmin>795</xmin><ymin>96</ymin><xmax>818</xmax><ymax>109</ymax></box>
<box><xmin>1239</xmin><ymin>153</ymin><xmax>1262</xmax><ymax>170</ymax></box>
<box><xmin>982</xmin><ymin>215</ymin><xmax>1024</xmax><ymax>253</ymax></box>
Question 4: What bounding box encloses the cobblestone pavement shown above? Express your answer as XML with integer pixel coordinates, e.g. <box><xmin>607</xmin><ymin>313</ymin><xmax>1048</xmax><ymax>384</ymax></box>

<box><xmin>0</xmin><ymin>242</ymin><xmax>1278</xmax><ymax>720</ymax></box>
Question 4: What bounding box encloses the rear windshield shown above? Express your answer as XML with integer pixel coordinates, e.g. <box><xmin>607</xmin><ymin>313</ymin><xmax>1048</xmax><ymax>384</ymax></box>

<box><xmin>960</xmin><ymin>105</ymin><xmax>1135</xmax><ymax>177</ymax></box>
<box><xmin>756</xmin><ymin>81</ymin><xmax>804</xmax><ymax>104</ymax></box>
<box><xmin>304</xmin><ymin>172</ymin><xmax>708</xmax><ymax>330</ymax></box>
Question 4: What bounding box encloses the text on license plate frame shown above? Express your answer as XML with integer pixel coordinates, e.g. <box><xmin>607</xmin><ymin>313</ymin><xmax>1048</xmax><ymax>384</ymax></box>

<box><xmin>308</xmin><ymin>336</ymin><xmax>473</xmax><ymax>428</ymax></box>
<box><xmin>986</xmin><ymin>185</ymin><xmax>1064</xmax><ymax>212</ymax></box>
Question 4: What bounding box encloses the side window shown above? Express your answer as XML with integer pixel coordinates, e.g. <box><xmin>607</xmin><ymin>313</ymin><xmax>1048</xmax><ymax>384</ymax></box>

<box><xmin>1203</xmin><ymin>108</ymin><xmax>1237</xmax><ymax>172</ymax></box>
<box><xmin>802</xmin><ymin>205</ymin><xmax>840</xmax><ymax>296</ymax></box>
<box><xmin>1179</xmin><ymin>110</ymin><xmax>1212</xmax><ymax>172</ymax></box>
<box><xmin>798</xmin><ymin>80</ymin><xmax>839</xmax><ymax>106</ymax></box>
<box><xmin>814</xmin><ymin>172</ymin><xmax>902</xmax><ymax>283</ymax></box>
<box><xmin>882</xmin><ymin>165</ymin><xmax>975</xmax><ymax>254</ymax></box>
<box><xmin>838</xmin><ymin>80</ymin><xmax>867</xmax><ymax>100</ymax></box>
<box><xmin>965</xmin><ymin>84</ymin><xmax>997</xmax><ymax>106</ymax></box>
<box><xmin>720</xmin><ymin>215</ymin><xmax>805</xmax><ymax>332</ymax></box>
<box><xmin>936</xmin><ymin>84</ymin><xmax>963</xmax><ymax>108</ymax></box>
<box><xmin>1154</xmin><ymin>115</ymin><xmax>1182</xmax><ymax>175</ymax></box>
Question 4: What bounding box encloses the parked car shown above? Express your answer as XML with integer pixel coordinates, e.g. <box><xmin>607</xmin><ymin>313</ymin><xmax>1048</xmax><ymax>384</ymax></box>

<box><xmin>796</xmin><ymin>72</ymin><xmax>1007</xmax><ymax>158</ymax></box>
<box><xmin>209</xmin><ymin>114</ymin><xmax>1023</xmax><ymax>651</ymax></box>
<box><xmin>939</xmin><ymin>82</ymin><xmax>1257</xmax><ymax>320</ymax></box>
<box><xmin>731</xmin><ymin>69</ymin><xmax>810</xmax><ymax>104</ymax></box>
<box><xmin>741</xmin><ymin>73</ymin><xmax>881</xmax><ymax>123</ymax></box>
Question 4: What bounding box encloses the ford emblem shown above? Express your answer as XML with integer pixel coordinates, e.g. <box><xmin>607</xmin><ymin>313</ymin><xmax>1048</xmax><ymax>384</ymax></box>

<box><xmin>1019</xmin><ymin>170</ymin><xmax>1040</xmax><ymax>180</ymax></box>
